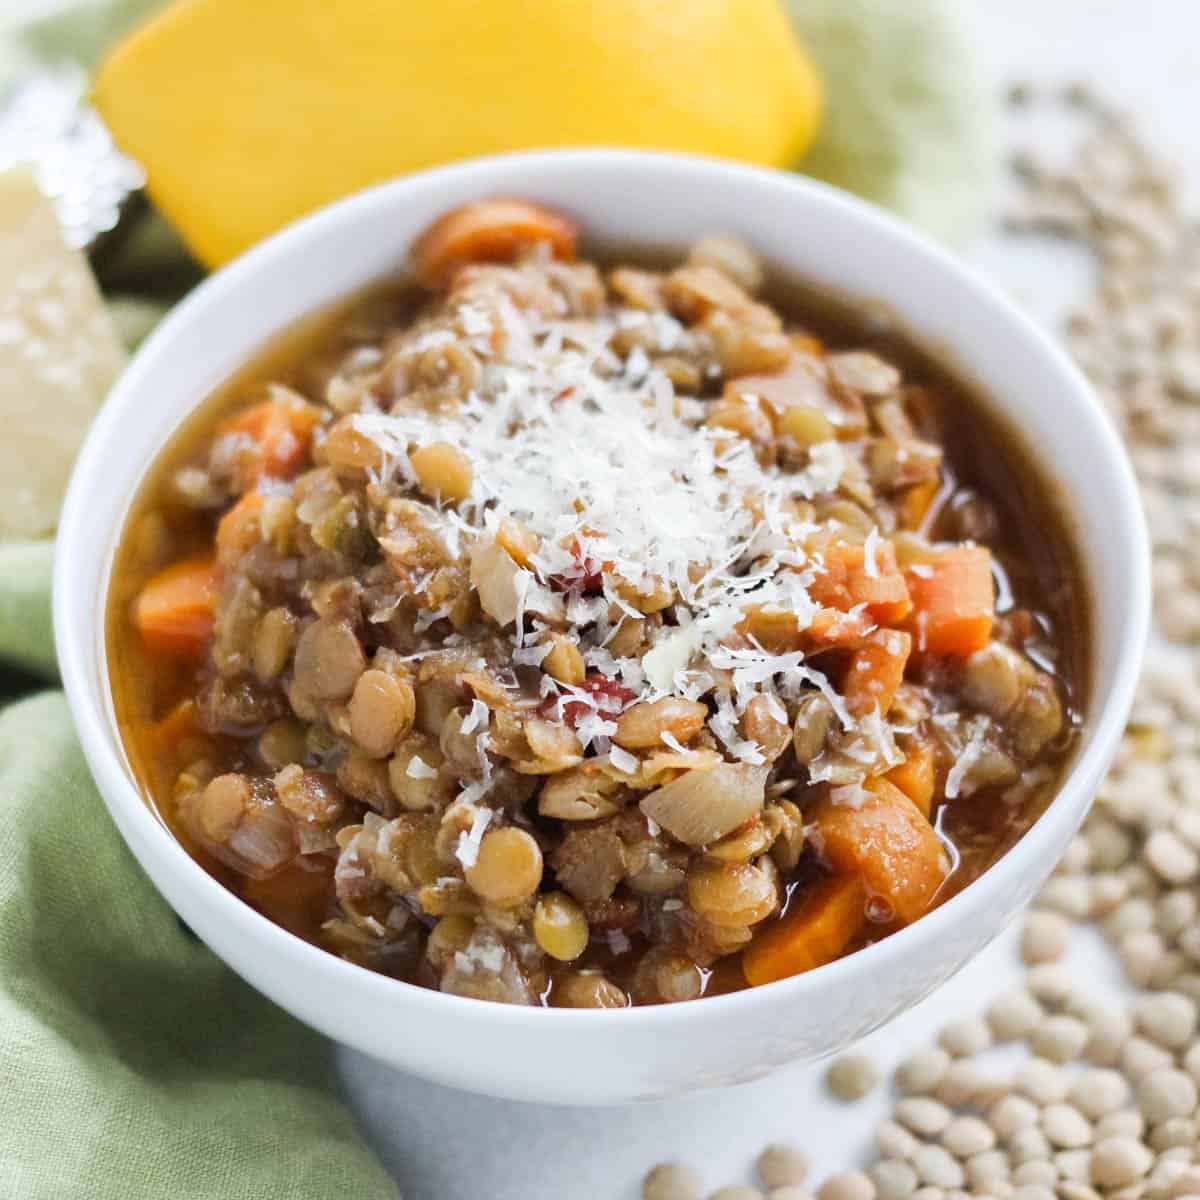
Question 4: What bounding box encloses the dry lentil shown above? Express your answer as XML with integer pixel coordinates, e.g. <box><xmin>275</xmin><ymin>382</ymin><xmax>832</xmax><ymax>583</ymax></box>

<box><xmin>1121</xmin><ymin>1038</ymin><xmax>1175</xmax><ymax>1081</ymax></box>
<box><xmin>1085</xmin><ymin>1007</ymin><xmax>1136</xmax><ymax>1066</ymax></box>
<box><xmin>817</xmin><ymin>1171</ymin><xmax>876</xmax><ymax>1200</ymax></box>
<box><xmin>1012</xmin><ymin>1162</ymin><xmax>1057</xmax><ymax>1189</ymax></box>
<box><xmin>1137</xmin><ymin>1069</ymin><xmax>1198</xmax><ymax>1123</ymax></box>
<box><xmin>897</xmin><ymin>1048</ymin><xmax>952</xmax><ymax>1096</ymax></box>
<box><xmin>1055</xmin><ymin>1151</ymin><xmax>1093</xmax><ymax>1183</ymax></box>
<box><xmin>645</xmin><ymin>1163</ymin><xmax>704</xmax><ymax>1200</ymax></box>
<box><xmin>935</xmin><ymin>1061</ymin><xmax>993</xmax><ymax>1108</ymax></box>
<box><xmin>1010</xmin><ymin>1184</ymin><xmax>1055</xmax><ymax>1200</ymax></box>
<box><xmin>896</xmin><ymin>1099</ymin><xmax>953</xmax><ymax>1137</ymax></box>
<box><xmin>939</xmin><ymin>1019</ymin><xmax>992</xmax><ymax>1058</ymax></box>
<box><xmin>1038</xmin><ymin>876</ymin><xmax>1092</xmax><ymax>920</ymax></box>
<box><xmin>1135</xmin><ymin>992</ymin><xmax>1198</xmax><ymax>1048</ymax></box>
<box><xmin>1121</xmin><ymin>931</ymin><xmax>1167</xmax><ymax>987</ymax></box>
<box><xmin>989</xmin><ymin>1094</ymin><xmax>1041</xmax><ymax>1140</ymax></box>
<box><xmin>1095</xmin><ymin>1112</ymin><xmax>1145</xmax><ymax>1141</ymax></box>
<box><xmin>1031</xmin><ymin>1015</ymin><xmax>1089</xmax><ymax>1064</ymax></box>
<box><xmin>1025</xmin><ymin>964</ymin><xmax>1075</xmax><ymax>1006</ymax></box>
<box><xmin>941</xmin><ymin>1116</ymin><xmax>996</xmax><ymax>1158</ymax></box>
<box><xmin>1145</xmin><ymin>831</ymin><xmax>1199</xmax><ymax>885</ymax></box>
<box><xmin>1021</xmin><ymin>912</ymin><xmax>1071</xmax><ymax>964</ymax></box>
<box><xmin>1016</xmin><ymin>1059</ymin><xmax>1070</xmax><ymax>1106</ymax></box>
<box><xmin>987</xmin><ymin>991</ymin><xmax>1044</xmax><ymax>1041</ymax></box>
<box><xmin>870</xmin><ymin>1161</ymin><xmax>918</xmax><ymax>1200</ymax></box>
<box><xmin>877</xmin><ymin>1122</ymin><xmax>921</xmax><ymax>1162</ymax></box>
<box><xmin>912</xmin><ymin>1147</ymin><xmax>964</xmax><ymax>1191</ymax></box>
<box><xmin>757</xmin><ymin>1146</ymin><xmax>809</xmax><ymax>1190</ymax></box>
<box><xmin>965</xmin><ymin>1151</ymin><xmax>1009</xmax><ymax>1189</ymax></box>
<box><xmin>1070</xmin><ymin>1069</ymin><xmax>1132</xmax><ymax>1120</ymax></box>
<box><xmin>1041</xmin><ymin>1103</ymin><xmax>1094</xmax><ymax>1149</ymax></box>
<box><xmin>1147</xmin><ymin>1116</ymin><xmax>1196</xmax><ymax>1151</ymax></box>
<box><xmin>828</xmin><ymin>1054</ymin><xmax>881</xmax><ymax>1102</ymax></box>
<box><xmin>1008</xmin><ymin>1128</ymin><xmax>1052</xmax><ymax>1164</ymax></box>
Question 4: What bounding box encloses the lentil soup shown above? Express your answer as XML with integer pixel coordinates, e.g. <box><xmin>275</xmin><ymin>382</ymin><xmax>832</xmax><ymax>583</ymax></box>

<box><xmin>108</xmin><ymin>199</ymin><xmax>1085</xmax><ymax>1007</ymax></box>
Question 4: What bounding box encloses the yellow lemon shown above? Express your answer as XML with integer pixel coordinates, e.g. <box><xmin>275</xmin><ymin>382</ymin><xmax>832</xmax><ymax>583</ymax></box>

<box><xmin>93</xmin><ymin>0</ymin><xmax>821</xmax><ymax>267</ymax></box>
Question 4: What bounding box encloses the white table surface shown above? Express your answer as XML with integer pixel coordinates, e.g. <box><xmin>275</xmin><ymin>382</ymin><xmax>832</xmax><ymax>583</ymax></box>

<box><xmin>7</xmin><ymin>2</ymin><xmax>1196</xmax><ymax>1196</ymax></box>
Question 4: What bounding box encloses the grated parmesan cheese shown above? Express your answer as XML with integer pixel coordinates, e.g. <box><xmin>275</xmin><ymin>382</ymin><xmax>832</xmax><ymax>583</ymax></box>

<box><xmin>406</xmin><ymin>755</ymin><xmax>438</xmax><ymax>780</ymax></box>
<box><xmin>454</xmin><ymin>805</ymin><xmax>493</xmax><ymax>869</ymax></box>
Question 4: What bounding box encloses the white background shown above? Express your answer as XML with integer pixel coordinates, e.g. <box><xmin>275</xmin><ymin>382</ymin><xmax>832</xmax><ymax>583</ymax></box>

<box><xmin>7</xmin><ymin>2</ymin><xmax>1200</xmax><ymax>1197</ymax></box>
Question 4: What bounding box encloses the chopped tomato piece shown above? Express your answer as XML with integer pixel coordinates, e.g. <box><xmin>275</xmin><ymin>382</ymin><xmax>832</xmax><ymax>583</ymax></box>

<box><xmin>541</xmin><ymin>673</ymin><xmax>636</xmax><ymax>728</ymax></box>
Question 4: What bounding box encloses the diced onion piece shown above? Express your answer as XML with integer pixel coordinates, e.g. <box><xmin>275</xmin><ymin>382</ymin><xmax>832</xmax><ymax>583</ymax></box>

<box><xmin>470</xmin><ymin>540</ymin><xmax>522</xmax><ymax>626</ymax></box>
<box><xmin>639</xmin><ymin>763</ymin><xmax>767</xmax><ymax>847</ymax></box>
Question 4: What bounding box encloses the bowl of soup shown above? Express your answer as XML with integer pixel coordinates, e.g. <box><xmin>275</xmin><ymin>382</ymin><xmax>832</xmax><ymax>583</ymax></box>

<box><xmin>54</xmin><ymin>150</ymin><xmax>1148</xmax><ymax>1103</ymax></box>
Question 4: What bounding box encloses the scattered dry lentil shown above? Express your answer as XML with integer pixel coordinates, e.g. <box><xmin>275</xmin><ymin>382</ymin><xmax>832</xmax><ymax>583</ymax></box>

<box><xmin>912</xmin><ymin>1147</ymin><xmax>965</xmax><ymax>1191</ymax></box>
<box><xmin>986</xmin><ymin>992</ymin><xmax>1044</xmax><ymax>1042</ymax></box>
<box><xmin>1040</xmin><ymin>1104</ymin><xmax>1093</xmax><ymax>1150</ymax></box>
<box><xmin>828</xmin><ymin>1055</ymin><xmax>882</xmax><ymax>1102</ymax></box>
<box><xmin>870</xmin><ymin>1160</ymin><xmax>919</xmax><ymax>1200</ymax></box>
<box><xmin>896</xmin><ymin>1099</ymin><xmax>953</xmax><ymax>1137</ymax></box>
<box><xmin>1137</xmin><ymin>1069</ymin><xmax>1198</xmax><ymax>1123</ymax></box>
<box><xmin>642</xmin><ymin>81</ymin><xmax>1200</xmax><ymax>1200</ymax></box>
<box><xmin>942</xmin><ymin>1118</ymin><xmax>996</xmax><ymax>1159</ymax></box>
<box><xmin>758</xmin><ymin>1146</ymin><xmax>810</xmax><ymax>1190</ymax></box>
<box><xmin>818</xmin><ymin>1171</ymin><xmax>876</xmax><ymax>1200</ymax></box>
<box><xmin>1030</xmin><ymin>1016</ymin><xmax>1089</xmax><ymax>1064</ymax></box>
<box><xmin>939</xmin><ymin>1020</ymin><xmax>993</xmax><ymax>1059</ymax></box>
<box><xmin>1020</xmin><ymin>912</ymin><xmax>1071</xmax><ymax>965</ymax></box>
<box><xmin>897</xmin><ymin>1049</ymin><xmax>953</xmax><ymax>1096</ymax></box>
<box><xmin>1135</xmin><ymin>991</ymin><xmax>1198</xmax><ymax>1048</ymax></box>
<box><xmin>645</xmin><ymin>1164</ymin><xmax>705</xmax><ymax>1200</ymax></box>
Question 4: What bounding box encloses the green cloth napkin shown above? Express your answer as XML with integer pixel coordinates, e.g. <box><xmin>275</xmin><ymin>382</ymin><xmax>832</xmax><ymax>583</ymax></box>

<box><xmin>0</xmin><ymin>0</ymin><xmax>993</xmax><ymax>1195</ymax></box>
<box><xmin>0</xmin><ymin>636</ymin><xmax>399</xmax><ymax>1195</ymax></box>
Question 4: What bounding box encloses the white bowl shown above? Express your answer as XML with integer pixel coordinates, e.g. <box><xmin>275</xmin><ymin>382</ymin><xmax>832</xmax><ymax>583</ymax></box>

<box><xmin>55</xmin><ymin>150</ymin><xmax>1149</xmax><ymax>1105</ymax></box>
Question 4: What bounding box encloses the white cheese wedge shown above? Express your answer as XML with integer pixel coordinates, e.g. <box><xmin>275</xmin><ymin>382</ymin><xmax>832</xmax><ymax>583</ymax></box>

<box><xmin>0</xmin><ymin>166</ymin><xmax>126</xmax><ymax>538</ymax></box>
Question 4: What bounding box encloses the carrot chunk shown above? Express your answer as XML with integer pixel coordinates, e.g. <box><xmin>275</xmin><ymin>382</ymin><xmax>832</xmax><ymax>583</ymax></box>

<box><xmin>899</xmin><ymin>477</ymin><xmax>940</xmax><ymax>531</ymax></box>
<box><xmin>809</xmin><ymin>778</ymin><xmax>948</xmax><ymax>925</ymax></box>
<box><xmin>843</xmin><ymin>629</ymin><xmax>912</xmax><ymax>717</ymax></box>
<box><xmin>886</xmin><ymin>737</ymin><xmax>936</xmax><ymax>818</ymax></box>
<box><xmin>217</xmin><ymin>393</ymin><xmax>320</xmax><ymax>483</ymax></box>
<box><xmin>803</xmin><ymin>606</ymin><xmax>875</xmax><ymax>648</ymax></box>
<box><xmin>215</xmin><ymin>491</ymin><xmax>265</xmax><ymax>565</ymax></box>
<box><xmin>904</xmin><ymin>545</ymin><xmax>995</xmax><ymax>657</ymax></box>
<box><xmin>742</xmin><ymin>874</ymin><xmax>868</xmax><ymax>986</ymax></box>
<box><xmin>155</xmin><ymin>698</ymin><xmax>200</xmax><ymax>749</ymax></box>
<box><xmin>808</xmin><ymin>540</ymin><xmax>912</xmax><ymax>625</ymax></box>
<box><xmin>411</xmin><ymin>198</ymin><xmax>578</xmax><ymax>290</ymax></box>
<box><xmin>133</xmin><ymin>554</ymin><xmax>218</xmax><ymax>658</ymax></box>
